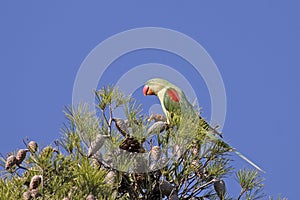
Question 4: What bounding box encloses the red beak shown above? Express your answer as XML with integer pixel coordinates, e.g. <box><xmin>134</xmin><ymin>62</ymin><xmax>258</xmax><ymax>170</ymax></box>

<box><xmin>143</xmin><ymin>85</ymin><xmax>149</xmax><ymax>96</ymax></box>
<box><xmin>143</xmin><ymin>85</ymin><xmax>154</xmax><ymax>96</ymax></box>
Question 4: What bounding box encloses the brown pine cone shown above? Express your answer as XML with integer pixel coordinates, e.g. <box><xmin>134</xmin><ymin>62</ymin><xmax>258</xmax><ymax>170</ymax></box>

<box><xmin>113</xmin><ymin>118</ymin><xmax>130</xmax><ymax>137</ymax></box>
<box><xmin>30</xmin><ymin>189</ymin><xmax>40</xmax><ymax>198</ymax></box>
<box><xmin>87</xmin><ymin>134</ymin><xmax>108</xmax><ymax>157</ymax></box>
<box><xmin>22</xmin><ymin>191</ymin><xmax>31</xmax><ymax>200</ymax></box>
<box><xmin>105</xmin><ymin>170</ymin><xmax>116</xmax><ymax>186</ymax></box>
<box><xmin>16</xmin><ymin>149</ymin><xmax>28</xmax><ymax>165</ymax></box>
<box><xmin>29</xmin><ymin>175</ymin><xmax>42</xmax><ymax>190</ymax></box>
<box><xmin>119</xmin><ymin>137</ymin><xmax>145</xmax><ymax>153</ymax></box>
<box><xmin>159</xmin><ymin>180</ymin><xmax>174</xmax><ymax>197</ymax></box>
<box><xmin>86</xmin><ymin>194</ymin><xmax>96</xmax><ymax>200</ymax></box>
<box><xmin>214</xmin><ymin>179</ymin><xmax>226</xmax><ymax>199</ymax></box>
<box><xmin>27</xmin><ymin>141</ymin><xmax>38</xmax><ymax>153</ymax></box>
<box><xmin>5</xmin><ymin>155</ymin><xmax>17</xmax><ymax>170</ymax></box>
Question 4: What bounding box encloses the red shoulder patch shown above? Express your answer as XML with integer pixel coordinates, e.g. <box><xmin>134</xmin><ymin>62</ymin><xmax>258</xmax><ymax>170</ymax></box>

<box><xmin>167</xmin><ymin>88</ymin><xmax>180</xmax><ymax>102</ymax></box>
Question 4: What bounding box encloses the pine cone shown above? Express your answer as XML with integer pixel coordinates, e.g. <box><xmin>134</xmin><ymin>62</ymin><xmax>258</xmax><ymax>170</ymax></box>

<box><xmin>119</xmin><ymin>137</ymin><xmax>145</xmax><ymax>153</ymax></box>
<box><xmin>87</xmin><ymin>134</ymin><xmax>108</xmax><ymax>157</ymax></box>
<box><xmin>5</xmin><ymin>155</ymin><xmax>17</xmax><ymax>169</ymax></box>
<box><xmin>105</xmin><ymin>171</ymin><xmax>116</xmax><ymax>186</ymax></box>
<box><xmin>29</xmin><ymin>175</ymin><xmax>42</xmax><ymax>190</ymax></box>
<box><xmin>147</xmin><ymin>121</ymin><xmax>168</xmax><ymax>135</ymax></box>
<box><xmin>30</xmin><ymin>189</ymin><xmax>40</xmax><ymax>198</ymax></box>
<box><xmin>86</xmin><ymin>194</ymin><xmax>96</xmax><ymax>200</ymax></box>
<box><xmin>113</xmin><ymin>118</ymin><xmax>130</xmax><ymax>137</ymax></box>
<box><xmin>23</xmin><ymin>191</ymin><xmax>32</xmax><ymax>200</ymax></box>
<box><xmin>27</xmin><ymin>141</ymin><xmax>38</xmax><ymax>153</ymax></box>
<box><xmin>16</xmin><ymin>149</ymin><xmax>28</xmax><ymax>165</ymax></box>
<box><xmin>214</xmin><ymin>179</ymin><xmax>226</xmax><ymax>199</ymax></box>
<box><xmin>151</xmin><ymin>146</ymin><xmax>161</xmax><ymax>161</ymax></box>
<box><xmin>159</xmin><ymin>180</ymin><xmax>174</xmax><ymax>197</ymax></box>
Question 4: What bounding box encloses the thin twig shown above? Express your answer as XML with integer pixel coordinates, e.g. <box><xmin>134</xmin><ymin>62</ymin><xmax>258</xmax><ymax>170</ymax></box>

<box><xmin>193</xmin><ymin>178</ymin><xmax>216</xmax><ymax>195</ymax></box>
<box><xmin>238</xmin><ymin>188</ymin><xmax>246</xmax><ymax>200</ymax></box>
<box><xmin>180</xmin><ymin>174</ymin><xmax>197</xmax><ymax>197</ymax></box>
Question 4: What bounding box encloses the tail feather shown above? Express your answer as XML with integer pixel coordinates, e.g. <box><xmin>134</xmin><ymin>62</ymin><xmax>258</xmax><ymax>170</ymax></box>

<box><xmin>233</xmin><ymin>150</ymin><xmax>265</xmax><ymax>173</ymax></box>
<box><xmin>205</xmin><ymin>131</ymin><xmax>265</xmax><ymax>173</ymax></box>
<box><xmin>199</xmin><ymin>116</ymin><xmax>223</xmax><ymax>138</ymax></box>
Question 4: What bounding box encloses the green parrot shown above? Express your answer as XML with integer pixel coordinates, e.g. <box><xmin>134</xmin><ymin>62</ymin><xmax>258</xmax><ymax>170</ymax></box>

<box><xmin>143</xmin><ymin>78</ymin><xmax>264</xmax><ymax>172</ymax></box>
<box><xmin>143</xmin><ymin>78</ymin><xmax>220</xmax><ymax>135</ymax></box>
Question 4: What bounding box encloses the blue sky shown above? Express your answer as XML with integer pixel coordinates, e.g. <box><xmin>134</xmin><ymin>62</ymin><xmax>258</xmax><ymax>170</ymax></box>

<box><xmin>1</xmin><ymin>1</ymin><xmax>299</xmax><ymax>198</ymax></box>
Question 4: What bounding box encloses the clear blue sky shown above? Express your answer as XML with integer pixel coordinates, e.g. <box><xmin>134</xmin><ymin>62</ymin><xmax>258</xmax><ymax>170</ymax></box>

<box><xmin>0</xmin><ymin>1</ymin><xmax>298</xmax><ymax>198</ymax></box>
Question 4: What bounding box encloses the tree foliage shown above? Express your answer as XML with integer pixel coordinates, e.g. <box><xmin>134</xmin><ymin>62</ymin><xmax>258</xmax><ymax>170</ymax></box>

<box><xmin>0</xmin><ymin>86</ymin><xmax>286</xmax><ymax>199</ymax></box>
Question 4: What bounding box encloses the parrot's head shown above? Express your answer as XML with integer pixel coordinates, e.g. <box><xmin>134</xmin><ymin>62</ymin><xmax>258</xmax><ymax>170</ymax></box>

<box><xmin>143</xmin><ymin>78</ymin><xmax>170</xmax><ymax>96</ymax></box>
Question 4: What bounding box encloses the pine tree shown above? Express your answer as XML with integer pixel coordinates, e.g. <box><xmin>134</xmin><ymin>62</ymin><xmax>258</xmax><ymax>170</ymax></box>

<box><xmin>0</xmin><ymin>86</ymin><xmax>286</xmax><ymax>199</ymax></box>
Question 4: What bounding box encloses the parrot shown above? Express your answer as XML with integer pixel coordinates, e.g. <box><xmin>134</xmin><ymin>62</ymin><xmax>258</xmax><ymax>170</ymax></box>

<box><xmin>143</xmin><ymin>78</ymin><xmax>220</xmax><ymax>136</ymax></box>
<box><xmin>143</xmin><ymin>78</ymin><xmax>264</xmax><ymax>172</ymax></box>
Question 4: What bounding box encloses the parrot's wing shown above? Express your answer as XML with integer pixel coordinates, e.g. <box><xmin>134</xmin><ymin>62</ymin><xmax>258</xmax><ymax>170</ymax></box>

<box><xmin>163</xmin><ymin>88</ymin><xmax>181</xmax><ymax>114</ymax></box>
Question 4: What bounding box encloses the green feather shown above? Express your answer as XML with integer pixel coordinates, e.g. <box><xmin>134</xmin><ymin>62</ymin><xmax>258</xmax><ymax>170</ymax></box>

<box><xmin>145</xmin><ymin>78</ymin><xmax>265</xmax><ymax>173</ymax></box>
